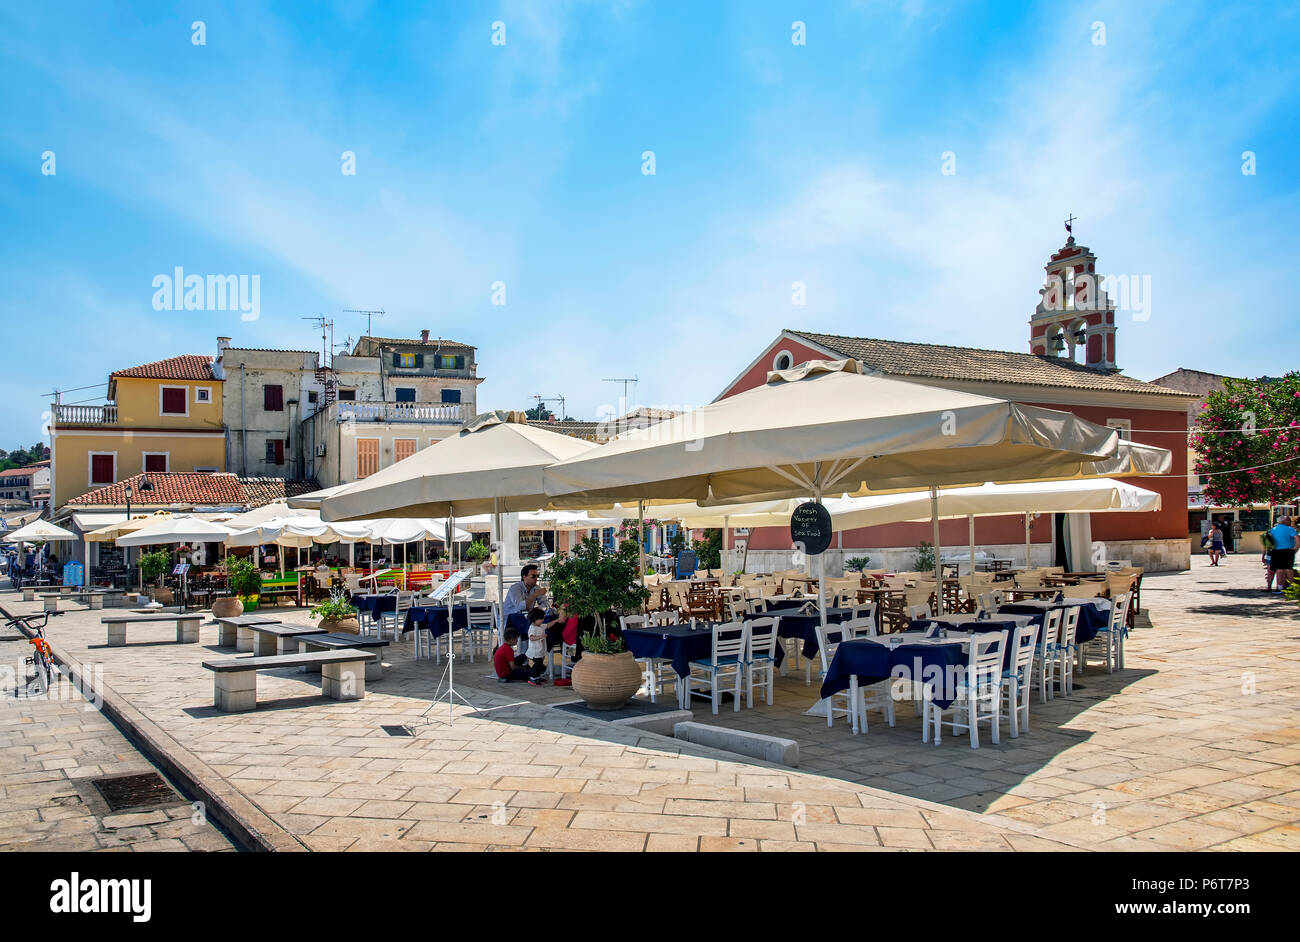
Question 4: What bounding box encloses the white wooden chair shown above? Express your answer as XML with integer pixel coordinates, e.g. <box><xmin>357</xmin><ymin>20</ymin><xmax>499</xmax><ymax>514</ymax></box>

<box><xmin>836</xmin><ymin>616</ymin><xmax>896</xmax><ymax>734</ymax></box>
<box><xmin>380</xmin><ymin>590</ymin><xmax>418</xmax><ymax>641</ymax></box>
<box><xmin>639</xmin><ymin>610</ymin><xmax>680</xmax><ymax>701</ymax></box>
<box><xmin>1001</xmin><ymin>623</ymin><xmax>1039</xmax><ymax>738</ymax></box>
<box><xmin>464</xmin><ymin>603</ymin><xmax>496</xmax><ymax>663</ymax></box>
<box><xmin>925</xmin><ymin>630</ymin><xmax>1007</xmax><ymax>748</ymax></box>
<box><xmin>813</xmin><ymin>623</ymin><xmax>855</xmax><ymax>729</ymax></box>
<box><xmin>744</xmin><ymin>616</ymin><xmax>780</xmax><ymax>707</ymax></box>
<box><xmin>685</xmin><ymin>622</ymin><xmax>748</xmax><ymax>715</ymax></box>
<box><xmin>1081</xmin><ymin>593</ymin><xmax>1129</xmax><ymax>673</ymax></box>
<box><xmin>1056</xmin><ymin>606</ymin><xmax>1080</xmax><ymax>696</ymax></box>
<box><xmin>850</xmin><ymin>602</ymin><xmax>876</xmax><ymax>625</ymax></box>
<box><xmin>906</xmin><ymin>603</ymin><xmax>932</xmax><ymax>623</ymax></box>
<box><xmin>1034</xmin><ymin>608</ymin><xmax>1062</xmax><ymax>702</ymax></box>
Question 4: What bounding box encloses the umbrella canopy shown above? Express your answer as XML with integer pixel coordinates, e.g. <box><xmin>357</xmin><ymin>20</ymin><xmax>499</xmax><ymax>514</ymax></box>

<box><xmin>115</xmin><ymin>517</ymin><xmax>234</xmax><ymax>547</ymax></box>
<box><xmin>85</xmin><ymin>511</ymin><xmax>176</xmax><ymax>543</ymax></box>
<box><xmin>363</xmin><ymin>518</ymin><xmax>471</xmax><ymax>545</ymax></box>
<box><xmin>318</xmin><ymin>411</ymin><xmax>599</xmax><ymax>521</ymax></box>
<box><xmin>456</xmin><ymin>509</ymin><xmax>625</xmax><ymax>532</ymax></box>
<box><xmin>220</xmin><ymin>500</ymin><xmax>319</xmax><ymax>530</ymax></box>
<box><xmin>285</xmin><ymin>483</ymin><xmax>354</xmax><ymax>510</ymax></box>
<box><xmin>4</xmin><ymin>519</ymin><xmax>77</xmax><ymax>542</ymax></box>
<box><xmin>542</xmin><ymin>359</ymin><xmax>1120</xmax><ymax>503</ymax></box>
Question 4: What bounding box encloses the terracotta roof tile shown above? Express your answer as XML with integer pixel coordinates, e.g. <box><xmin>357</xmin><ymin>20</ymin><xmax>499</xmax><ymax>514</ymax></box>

<box><xmin>111</xmin><ymin>355</ymin><xmax>217</xmax><ymax>382</ymax></box>
<box><xmin>66</xmin><ymin>473</ymin><xmax>319</xmax><ymax>508</ymax></box>
<box><xmin>790</xmin><ymin>331</ymin><xmax>1191</xmax><ymax>397</ymax></box>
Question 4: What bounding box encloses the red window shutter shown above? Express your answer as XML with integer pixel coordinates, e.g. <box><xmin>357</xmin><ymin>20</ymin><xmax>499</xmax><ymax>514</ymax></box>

<box><xmin>144</xmin><ymin>454</ymin><xmax>167</xmax><ymax>473</ymax></box>
<box><xmin>264</xmin><ymin>385</ymin><xmax>284</xmax><ymax>412</ymax></box>
<box><xmin>161</xmin><ymin>388</ymin><xmax>187</xmax><ymax>414</ymax></box>
<box><xmin>274</xmin><ymin>440</ymin><xmax>285</xmax><ymax>465</ymax></box>
<box><xmin>91</xmin><ymin>455</ymin><xmax>115</xmax><ymax>484</ymax></box>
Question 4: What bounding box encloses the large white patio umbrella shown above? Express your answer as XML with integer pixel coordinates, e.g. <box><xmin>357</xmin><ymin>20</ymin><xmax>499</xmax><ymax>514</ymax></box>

<box><xmin>4</xmin><ymin>519</ymin><xmax>77</xmax><ymax>543</ymax></box>
<box><xmin>319</xmin><ymin>411</ymin><xmax>602</xmax><ymax>624</ymax></box>
<box><xmin>115</xmin><ymin>517</ymin><xmax>234</xmax><ymax>547</ymax></box>
<box><xmin>544</xmin><ymin>359</ymin><xmax>1122</xmax><ymax>618</ymax></box>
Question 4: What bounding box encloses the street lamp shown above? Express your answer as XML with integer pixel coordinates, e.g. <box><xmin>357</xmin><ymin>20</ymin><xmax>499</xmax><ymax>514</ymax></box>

<box><xmin>124</xmin><ymin>484</ymin><xmax>133</xmax><ymax>521</ymax></box>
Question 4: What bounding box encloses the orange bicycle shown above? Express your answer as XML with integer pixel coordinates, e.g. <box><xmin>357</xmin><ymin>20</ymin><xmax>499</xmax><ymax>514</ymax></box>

<box><xmin>5</xmin><ymin>612</ymin><xmax>55</xmax><ymax>691</ymax></box>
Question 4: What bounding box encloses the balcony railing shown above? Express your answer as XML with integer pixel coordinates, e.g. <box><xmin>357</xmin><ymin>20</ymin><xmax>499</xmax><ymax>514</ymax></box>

<box><xmin>54</xmin><ymin>403</ymin><xmax>118</xmax><ymax>425</ymax></box>
<box><xmin>334</xmin><ymin>401</ymin><xmax>466</xmax><ymax>425</ymax></box>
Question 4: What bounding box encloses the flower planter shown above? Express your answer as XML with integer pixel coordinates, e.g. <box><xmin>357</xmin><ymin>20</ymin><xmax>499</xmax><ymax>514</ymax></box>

<box><xmin>318</xmin><ymin>616</ymin><xmax>359</xmax><ymax>635</ymax></box>
<box><xmin>211</xmin><ymin>597</ymin><xmax>243</xmax><ymax>618</ymax></box>
<box><xmin>570</xmin><ymin>651</ymin><xmax>642</xmax><ymax>711</ymax></box>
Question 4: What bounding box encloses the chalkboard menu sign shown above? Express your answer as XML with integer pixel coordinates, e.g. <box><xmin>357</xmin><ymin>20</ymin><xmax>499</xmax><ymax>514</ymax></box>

<box><xmin>790</xmin><ymin>501</ymin><xmax>832</xmax><ymax>556</ymax></box>
<box><xmin>675</xmin><ymin>550</ymin><xmax>698</xmax><ymax>577</ymax></box>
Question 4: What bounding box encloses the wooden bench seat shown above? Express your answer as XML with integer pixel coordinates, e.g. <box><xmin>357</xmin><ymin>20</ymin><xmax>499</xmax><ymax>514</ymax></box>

<box><xmin>101</xmin><ymin>612</ymin><xmax>204</xmax><ymax>646</ymax></box>
<box><xmin>296</xmin><ymin>632</ymin><xmax>388</xmax><ymax>681</ymax></box>
<box><xmin>201</xmin><ymin>649</ymin><xmax>378</xmax><ymax>712</ymax></box>
<box><xmin>244</xmin><ymin>622</ymin><xmax>327</xmax><ymax>656</ymax></box>
<box><xmin>213</xmin><ymin>614</ymin><xmax>282</xmax><ymax>650</ymax></box>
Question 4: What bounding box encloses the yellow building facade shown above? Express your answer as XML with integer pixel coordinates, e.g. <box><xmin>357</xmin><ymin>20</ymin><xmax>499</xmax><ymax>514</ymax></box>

<box><xmin>51</xmin><ymin>355</ymin><xmax>226</xmax><ymax>508</ymax></box>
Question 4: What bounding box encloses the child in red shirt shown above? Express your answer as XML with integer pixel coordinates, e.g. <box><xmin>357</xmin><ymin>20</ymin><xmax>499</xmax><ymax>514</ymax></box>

<box><xmin>494</xmin><ymin>628</ymin><xmax>545</xmax><ymax>684</ymax></box>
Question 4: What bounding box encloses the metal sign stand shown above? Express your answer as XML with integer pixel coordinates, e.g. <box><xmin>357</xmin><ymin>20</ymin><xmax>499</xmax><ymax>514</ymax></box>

<box><xmin>428</xmin><ymin>568</ymin><xmax>476</xmax><ymax>723</ymax></box>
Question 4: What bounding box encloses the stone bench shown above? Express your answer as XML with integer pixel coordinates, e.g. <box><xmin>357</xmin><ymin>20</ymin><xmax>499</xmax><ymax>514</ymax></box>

<box><xmin>213</xmin><ymin>614</ymin><xmax>282</xmax><ymax>650</ymax></box>
<box><xmin>296</xmin><ymin>633</ymin><xmax>388</xmax><ymax>681</ymax></box>
<box><xmin>101</xmin><ymin>613</ymin><xmax>204</xmax><ymax>646</ymax></box>
<box><xmin>673</xmin><ymin>721</ymin><xmax>800</xmax><ymax>767</ymax></box>
<box><xmin>201</xmin><ymin>649</ymin><xmax>378</xmax><ymax>712</ymax></box>
<box><xmin>245</xmin><ymin>622</ymin><xmax>327</xmax><ymax>656</ymax></box>
<box><xmin>39</xmin><ymin>589</ymin><xmax>124</xmax><ymax>612</ymax></box>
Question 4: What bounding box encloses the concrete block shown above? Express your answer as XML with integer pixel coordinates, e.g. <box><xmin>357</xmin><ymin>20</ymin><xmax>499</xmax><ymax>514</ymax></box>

<box><xmin>322</xmin><ymin>661</ymin><xmax>366</xmax><ymax>701</ymax></box>
<box><xmin>214</xmin><ymin>671</ymin><xmax>257</xmax><ymax>712</ymax></box>
<box><xmin>43</xmin><ymin>596</ymin><xmax>59</xmax><ymax>613</ymax></box>
<box><xmin>253</xmin><ymin>632</ymin><xmax>278</xmax><ymax>657</ymax></box>
<box><xmin>22</xmin><ymin>588</ymin><xmax>36</xmax><ymax>601</ymax></box>
<box><xmin>673</xmin><ymin>721</ymin><xmax>799</xmax><ymax>767</ymax></box>
<box><xmin>216</xmin><ymin>622</ymin><xmax>238</xmax><ymax>647</ymax></box>
<box><xmin>176</xmin><ymin>618</ymin><xmax>201</xmax><ymax>644</ymax></box>
<box><xmin>88</xmin><ymin>595</ymin><xmax>103</xmax><ymax>610</ymax></box>
<box><xmin>106</xmin><ymin>625</ymin><xmax>127</xmax><ymax>647</ymax></box>
<box><xmin>236</xmin><ymin>625</ymin><xmax>255</xmax><ymax>653</ymax></box>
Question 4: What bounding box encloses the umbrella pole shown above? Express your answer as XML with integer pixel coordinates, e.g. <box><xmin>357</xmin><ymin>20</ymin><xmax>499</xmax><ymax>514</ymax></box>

<box><xmin>723</xmin><ymin>515</ymin><xmax>730</xmax><ymax>575</ymax></box>
<box><xmin>637</xmin><ymin>500</ymin><xmax>647</xmax><ymax>611</ymax></box>
<box><xmin>1024</xmin><ymin>512</ymin><xmax>1031</xmax><ymax>568</ymax></box>
<box><xmin>494</xmin><ymin>498</ymin><xmax>504</xmax><ymax>637</ymax></box>
<box><xmin>930</xmin><ymin>486</ymin><xmax>944</xmax><ymax>616</ymax></box>
<box><xmin>968</xmin><ymin>515</ymin><xmax>976</xmax><ymax>580</ymax></box>
<box><xmin>814</xmin><ymin>486</ymin><xmax>827</xmax><ymax>633</ymax></box>
<box><xmin>349</xmin><ymin>542</ymin><xmax>354</xmax><ymax>568</ymax></box>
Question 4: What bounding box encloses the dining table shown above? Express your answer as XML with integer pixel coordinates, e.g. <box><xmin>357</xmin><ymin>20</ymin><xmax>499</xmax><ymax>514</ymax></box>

<box><xmin>996</xmin><ymin>597</ymin><xmax>1112</xmax><ymax>644</ymax></box>
<box><xmin>763</xmin><ymin>604</ymin><xmax>854</xmax><ymax>659</ymax></box>
<box><xmin>819</xmin><ymin>632</ymin><xmax>971</xmax><ymax>733</ymax></box>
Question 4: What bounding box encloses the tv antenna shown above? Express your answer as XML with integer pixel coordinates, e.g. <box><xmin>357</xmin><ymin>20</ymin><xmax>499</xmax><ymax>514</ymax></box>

<box><xmin>343</xmin><ymin>308</ymin><xmax>385</xmax><ymax>337</ymax></box>
<box><xmin>603</xmin><ymin>376</ymin><xmax>638</xmax><ymax>404</ymax></box>
<box><xmin>531</xmin><ymin>393</ymin><xmax>566</xmax><ymax>420</ymax></box>
<box><xmin>301</xmin><ymin>315</ymin><xmax>334</xmax><ymax>365</ymax></box>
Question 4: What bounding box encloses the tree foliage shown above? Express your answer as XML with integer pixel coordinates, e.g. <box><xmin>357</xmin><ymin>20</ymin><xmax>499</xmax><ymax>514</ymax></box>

<box><xmin>547</xmin><ymin>536</ymin><xmax>650</xmax><ymax>623</ymax></box>
<box><xmin>1192</xmin><ymin>373</ymin><xmax>1300</xmax><ymax>506</ymax></box>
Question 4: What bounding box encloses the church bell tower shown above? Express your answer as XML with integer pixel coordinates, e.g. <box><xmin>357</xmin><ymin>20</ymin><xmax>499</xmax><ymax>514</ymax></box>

<box><xmin>1028</xmin><ymin>219</ymin><xmax>1117</xmax><ymax>370</ymax></box>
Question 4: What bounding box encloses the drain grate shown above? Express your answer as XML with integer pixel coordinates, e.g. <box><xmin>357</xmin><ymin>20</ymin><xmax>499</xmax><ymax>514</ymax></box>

<box><xmin>91</xmin><ymin>772</ymin><xmax>178</xmax><ymax>812</ymax></box>
<box><xmin>381</xmin><ymin>725</ymin><xmax>413</xmax><ymax>737</ymax></box>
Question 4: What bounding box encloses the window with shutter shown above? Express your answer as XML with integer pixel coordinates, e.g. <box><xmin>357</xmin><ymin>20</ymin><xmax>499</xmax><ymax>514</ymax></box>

<box><xmin>356</xmin><ymin>439</ymin><xmax>380</xmax><ymax>478</ymax></box>
<box><xmin>161</xmin><ymin>387</ymin><xmax>187</xmax><ymax>414</ymax></box>
<box><xmin>90</xmin><ymin>454</ymin><xmax>115</xmax><ymax>485</ymax></box>
<box><xmin>338</xmin><ymin>389</ymin><xmax>355</xmax><ymax>401</ymax></box>
<box><xmin>394</xmin><ymin>439</ymin><xmax>417</xmax><ymax>463</ymax></box>
<box><xmin>440</xmin><ymin>388</ymin><xmax>461</xmax><ymax>404</ymax></box>
<box><xmin>144</xmin><ymin>453</ymin><xmax>168</xmax><ymax>473</ymax></box>
<box><xmin>395</xmin><ymin>388</ymin><xmax>416</xmax><ymax>403</ymax></box>
<box><xmin>265</xmin><ymin>440</ymin><xmax>277</xmax><ymax>464</ymax></box>
<box><xmin>275</xmin><ymin>439</ymin><xmax>285</xmax><ymax>465</ymax></box>
<box><xmin>415</xmin><ymin>353</ymin><xmax>424</xmax><ymax>368</ymax></box>
<box><xmin>264</xmin><ymin>385</ymin><xmax>284</xmax><ymax>412</ymax></box>
<box><xmin>456</xmin><ymin>355</ymin><xmax>465</xmax><ymax>370</ymax></box>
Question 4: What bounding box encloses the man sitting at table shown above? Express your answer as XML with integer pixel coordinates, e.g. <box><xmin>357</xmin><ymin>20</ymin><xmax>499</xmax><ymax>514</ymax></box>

<box><xmin>503</xmin><ymin>563</ymin><xmax>547</xmax><ymax>633</ymax></box>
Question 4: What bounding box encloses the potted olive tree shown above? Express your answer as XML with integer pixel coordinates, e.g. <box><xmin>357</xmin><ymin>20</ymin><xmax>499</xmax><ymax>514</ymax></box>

<box><xmin>548</xmin><ymin>537</ymin><xmax>651</xmax><ymax>710</ymax></box>
<box><xmin>310</xmin><ymin>589</ymin><xmax>359</xmax><ymax>634</ymax></box>
<box><xmin>139</xmin><ymin>549</ymin><xmax>173</xmax><ymax>605</ymax></box>
<box><xmin>465</xmin><ymin>539</ymin><xmax>490</xmax><ymax>575</ymax></box>
<box><xmin>226</xmin><ymin>555</ymin><xmax>263</xmax><ymax>611</ymax></box>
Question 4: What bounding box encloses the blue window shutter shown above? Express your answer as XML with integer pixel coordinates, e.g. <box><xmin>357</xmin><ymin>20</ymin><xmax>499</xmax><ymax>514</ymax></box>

<box><xmin>415</xmin><ymin>354</ymin><xmax>424</xmax><ymax>368</ymax></box>
<box><xmin>440</xmin><ymin>388</ymin><xmax>461</xmax><ymax>404</ymax></box>
<box><xmin>392</xmin><ymin>353</ymin><xmax>401</xmax><ymax>368</ymax></box>
<box><xmin>395</xmin><ymin>388</ymin><xmax>416</xmax><ymax>403</ymax></box>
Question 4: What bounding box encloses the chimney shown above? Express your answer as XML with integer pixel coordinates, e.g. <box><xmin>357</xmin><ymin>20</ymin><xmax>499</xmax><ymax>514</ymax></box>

<box><xmin>420</xmin><ymin>329</ymin><xmax>430</xmax><ymax>343</ymax></box>
<box><xmin>214</xmin><ymin>337</ymin><xmax>232</xmax><ymax>379</ymax></box>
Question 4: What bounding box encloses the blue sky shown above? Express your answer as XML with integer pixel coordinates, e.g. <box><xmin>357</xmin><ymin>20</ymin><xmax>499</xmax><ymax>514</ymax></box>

<box><xmin>1</xmin><ymin>1</ymin><xmax>1296</xmax><ymax>446</ymax></box>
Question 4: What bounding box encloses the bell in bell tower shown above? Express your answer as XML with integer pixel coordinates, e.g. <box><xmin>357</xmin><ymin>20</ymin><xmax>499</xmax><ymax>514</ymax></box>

<box><xmin>1028</xmin><ymin>217</ymin><xmax>1118</xmax><ymax>370</ymax></box>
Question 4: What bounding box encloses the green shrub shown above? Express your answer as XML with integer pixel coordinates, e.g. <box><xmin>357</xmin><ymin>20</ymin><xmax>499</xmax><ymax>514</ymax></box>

<box><xmin>311</xmin><ymin>589</ymin><xmax>358</xmax><ymax>621</ymax></box>
<box><xmin>225</xmin><ymin>555</ymin><xmax>263</xmax><ymax>597</ymax></box>
<box><xmin>913</xmin><ymin>541</ymin><xmax>935</xmax><ymax>573</ymax></box>
<box><xmin>139</xmin><ymin>549</ymin><xmax>172</xmax><ymax>585</ymax></box>
<box><xmin>846</xmin><ymin>556</ymin><xmax>872</xmax><ymax>572</ymax></box>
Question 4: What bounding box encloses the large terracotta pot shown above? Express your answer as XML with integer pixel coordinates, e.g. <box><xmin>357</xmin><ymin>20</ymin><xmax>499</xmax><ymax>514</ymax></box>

<box><xmin>570</xmin><ymin>651</ymin><xmax>642</xmax><ymax>711</ymax></box>
<box><xmin>211</xmin><ymin>596</ymin><xmax>244</xmax><ymax>618</ymax></box>
<box><xmin>319</xmin><ymin>616</ymin><xmax>359</xmax><ymax>635</ymax></box>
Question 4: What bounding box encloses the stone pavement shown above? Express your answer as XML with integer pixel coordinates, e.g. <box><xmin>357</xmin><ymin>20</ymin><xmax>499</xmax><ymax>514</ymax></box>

<box><xmin>4</xmin><ymin>555</ymin><xmax>1294</xmax><ymax>851</ymax></box>
<box><xmin>0</xmin><ymin>596</ymin><xmax>1079</xmax><ymax>852</ymax></box>
<box><xmin>0</xmin><ymin>616</ymin><xmax>236</xmax><ymax>852</ymax></box>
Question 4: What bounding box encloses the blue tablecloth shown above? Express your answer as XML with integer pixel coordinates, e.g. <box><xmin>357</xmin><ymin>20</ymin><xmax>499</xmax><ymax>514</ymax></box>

<box><xmin>997</xmin><ymin>599</ymin><xmax>1111</xmax><ymax>644</ymax></box>
<box><xmin>910</xmin><ymin>618</ymin><xmax>1025</xmax><ymax>670</ymax></box>
<box><xmin>764</xmin><ymin>605</ymin><xmax>853</xmax><ymax>658</ymax></box>
<box><xmin>353</xmin><ymin>594</ymin><xmax>396</xmax><ymax>617</ymax></box>
<box><xmin>404</xmin><ymin>605</ymin><xmax>468</xmax><ymax>638</ymax></box>
<box><xmin>623</xmin><ymin>623</ymin><xmax>786</xmax><ymax>678</ymax></box>
<box><xmin>820</xmin><ymin>638</ymin><xmax>970</xmax><ymax>709</ymax></box>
